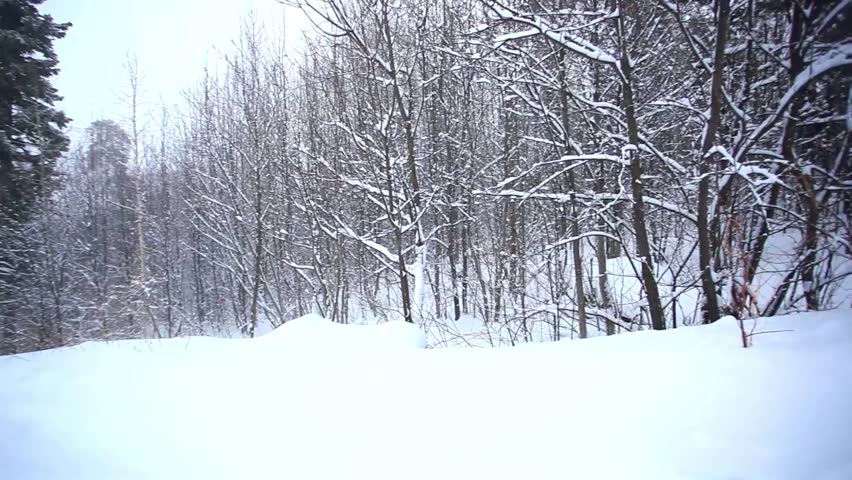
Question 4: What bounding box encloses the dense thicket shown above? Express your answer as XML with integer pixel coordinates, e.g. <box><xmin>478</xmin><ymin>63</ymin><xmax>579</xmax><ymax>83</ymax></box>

<box><xmin>2</xmin><ymin>0</ymin><xmax>850</xmax><ymax>353</ymax></box>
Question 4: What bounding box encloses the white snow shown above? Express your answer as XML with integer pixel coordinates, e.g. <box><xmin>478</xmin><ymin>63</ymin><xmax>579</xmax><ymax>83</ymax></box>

<box><xmin>2</xmin><ymin>311</ymin><xmax>852</xmax><ymax>479</ymax></box>
<box><xmin>257</xmin><ymin>314</ymin><xmax>427</xmax><ymax>350</ymax></box>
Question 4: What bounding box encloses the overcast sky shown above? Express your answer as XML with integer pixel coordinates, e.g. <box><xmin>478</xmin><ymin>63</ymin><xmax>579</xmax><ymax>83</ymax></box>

<box><xmin>42</xmin><ymin>0</ymin><xmax>307</xmax><ymax>143</ymax></box>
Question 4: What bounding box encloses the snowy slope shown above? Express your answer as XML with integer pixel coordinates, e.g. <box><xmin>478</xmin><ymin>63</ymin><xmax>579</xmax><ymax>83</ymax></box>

<box><xmin>1</xmin><ymin>311</ymin><xmax>851</xmax><ymax>479</ymax></box>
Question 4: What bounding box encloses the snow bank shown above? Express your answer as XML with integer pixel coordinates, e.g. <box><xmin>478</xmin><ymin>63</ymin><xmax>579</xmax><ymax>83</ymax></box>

<box><xmin>258</xmin><ymin>314</ymin><xmax>427</xmax><ymax>350</ymax></box>
<box><xmin>1</xmin><ymin>310</ymin><xmax>851</xmax><ymax>479</ymax></box>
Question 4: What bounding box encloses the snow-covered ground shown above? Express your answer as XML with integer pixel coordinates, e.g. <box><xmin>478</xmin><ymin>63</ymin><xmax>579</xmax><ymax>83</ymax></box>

<box><xmin>2</xmin><ymin>310</ymin><xmax>851</xmax><ymax>479</ymax></box>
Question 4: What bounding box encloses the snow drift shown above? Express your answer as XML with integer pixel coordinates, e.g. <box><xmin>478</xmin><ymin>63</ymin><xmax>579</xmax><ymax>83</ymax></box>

<box><xmin>1</xmin><ymin>311</ymin><xmax>851</xmax><ymax>479</ymax></box>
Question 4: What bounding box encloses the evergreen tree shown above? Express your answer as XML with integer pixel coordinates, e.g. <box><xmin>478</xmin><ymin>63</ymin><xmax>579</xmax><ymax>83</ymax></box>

<box><xmin>0</xmin><ymin>0</ymin><xmax>70</xmax><ymax>352</ymax></box>
<box><xmin>0</xmin><ymin>0</ymin><xmax>70</xmax><ymax>222</ymax></box>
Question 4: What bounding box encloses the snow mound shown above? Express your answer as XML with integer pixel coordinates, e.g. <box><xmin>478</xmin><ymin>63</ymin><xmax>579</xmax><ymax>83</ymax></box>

<box><xmin>258</xmin><ymin>314</ymin><xmax>427</xmax><ymax>350</ymax></box>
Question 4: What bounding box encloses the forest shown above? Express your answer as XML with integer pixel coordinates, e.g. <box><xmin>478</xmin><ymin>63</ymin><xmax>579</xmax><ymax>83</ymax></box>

<box><xmin>1</xmin><ymin>0</ymin><xmax>850</xmax><ymax>354</ymax></box>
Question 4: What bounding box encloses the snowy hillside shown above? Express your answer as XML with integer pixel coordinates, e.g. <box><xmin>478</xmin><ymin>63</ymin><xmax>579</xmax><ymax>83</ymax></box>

<box><xmin>2</xmin><ymin>310</ymin><xmax>851</xmax><ymax>479</ymax></box>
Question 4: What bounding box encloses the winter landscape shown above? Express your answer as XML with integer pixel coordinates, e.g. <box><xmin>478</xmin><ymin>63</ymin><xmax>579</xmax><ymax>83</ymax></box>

<box><xmin>1</xmin><ymin>0</ymin><xmax>851</xmax><ymax>478</ymax></box>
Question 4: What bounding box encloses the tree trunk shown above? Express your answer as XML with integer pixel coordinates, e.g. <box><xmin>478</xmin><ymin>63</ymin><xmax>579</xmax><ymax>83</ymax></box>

<box><xmin>696</xmin><ymin>0</ymin><xmax>730</xmax><ymax>324</ymax></box>
<box><xmin>616</xmin><ymin>0</ymin><xmax>666</xmax><ymax>331</ymax></box>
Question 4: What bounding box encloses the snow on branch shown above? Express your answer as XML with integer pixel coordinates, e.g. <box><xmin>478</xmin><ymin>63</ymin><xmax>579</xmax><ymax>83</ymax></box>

<box><xmin>484</xmin><ymin>1</ymin><xmax>619</xmax><ymax>65</ymax></box>
<box><xmin>741</xmin><ymin>43</ymin><xmax>852</xmax><ymax>160</ymax></box>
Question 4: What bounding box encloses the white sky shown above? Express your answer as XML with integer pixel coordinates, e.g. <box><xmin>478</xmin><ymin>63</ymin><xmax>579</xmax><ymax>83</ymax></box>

<box><xmin>42</xmin><ymin>0</ymin><xmax>308</xmax><ymax>142</ymax></box>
